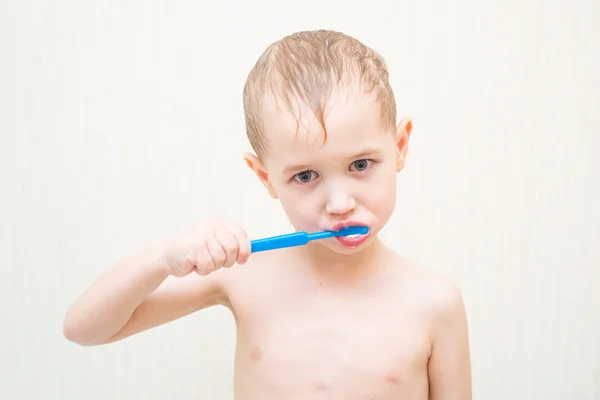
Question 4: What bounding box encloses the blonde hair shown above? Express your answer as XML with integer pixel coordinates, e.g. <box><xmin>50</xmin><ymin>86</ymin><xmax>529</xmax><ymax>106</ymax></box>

<box><xmin>243</xmin><ymin>29</ymin><xmax>397</xmax><ymax>158</ymax></box>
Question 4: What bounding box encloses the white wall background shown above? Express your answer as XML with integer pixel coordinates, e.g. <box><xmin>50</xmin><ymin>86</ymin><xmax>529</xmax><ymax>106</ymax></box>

<box><xmin>1</xmin><ymin>0</ymin><xmax>598</xmax><ymax>399</ymax></box>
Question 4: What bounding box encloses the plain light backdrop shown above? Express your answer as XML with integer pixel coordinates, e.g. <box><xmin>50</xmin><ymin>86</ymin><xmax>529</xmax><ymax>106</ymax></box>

<box><xmin>1</xmin><ymin>0</ymin><xmax>598</xmax><ymax>399</ymax></box>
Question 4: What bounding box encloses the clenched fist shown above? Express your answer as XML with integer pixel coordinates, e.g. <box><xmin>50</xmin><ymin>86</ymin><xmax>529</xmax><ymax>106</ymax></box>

<box><xmin>163</xmin><ymin>219</ymin><xmax>252</xmax><ymax>277</ymax></box>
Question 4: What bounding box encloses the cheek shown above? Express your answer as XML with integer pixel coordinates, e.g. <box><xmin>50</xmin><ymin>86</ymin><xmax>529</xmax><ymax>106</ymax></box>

<box><xmin>362</xmin><ymin>169</ymin><xmax>398</xmax><ymax>215</ymax></box>
<box><xmin>276</xmin><ymin>188</ymin><xmax>320</xmax><ymax>229</ymax></box>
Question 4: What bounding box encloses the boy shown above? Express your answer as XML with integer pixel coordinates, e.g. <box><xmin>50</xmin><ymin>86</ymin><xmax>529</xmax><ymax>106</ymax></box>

<box><xmin>63</xmin><ymin>30</ymin><xmax>471</xmax><ymax>399</ymax></box>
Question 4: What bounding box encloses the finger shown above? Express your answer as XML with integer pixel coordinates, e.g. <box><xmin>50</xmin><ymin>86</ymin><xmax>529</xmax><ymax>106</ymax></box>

<box><xmin>214</xmin><ymin>225</ymin><xmax>240</xmax><ymax>268</ymax></box>
<box><xmin>223</xmin><ymin>221</ymin><xmax>251</xmax><ymax>264</ymax></box>
<box><xmin>206</xmin><ymin>233</ymin><xmax>228</xmax><ymax>271</ymax></box>
<box><xmin>193</xmin><ymin>242</ymin><xmax>215</xmax><ymax>276</ymax></box>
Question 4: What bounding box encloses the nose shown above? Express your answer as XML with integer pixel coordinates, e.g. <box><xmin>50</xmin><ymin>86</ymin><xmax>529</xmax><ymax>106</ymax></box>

<box><xmin>325</xmin><ymin>183</ymin><xmax>356</xmax><ymax>216</ymax></box>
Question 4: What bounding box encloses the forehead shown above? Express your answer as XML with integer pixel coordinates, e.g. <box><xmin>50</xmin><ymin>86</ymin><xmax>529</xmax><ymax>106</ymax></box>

<box><xmin>261</xmin><ymin>88</ymin><xmax>391</xmax><ymax>165</ymax></box>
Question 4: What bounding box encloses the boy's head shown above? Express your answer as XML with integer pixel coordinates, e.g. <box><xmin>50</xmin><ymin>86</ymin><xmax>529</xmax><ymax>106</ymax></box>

<box><xmin>242</xmin><ymin>30</ymin><xmax>412</xmax><ymax>255</ymax></box>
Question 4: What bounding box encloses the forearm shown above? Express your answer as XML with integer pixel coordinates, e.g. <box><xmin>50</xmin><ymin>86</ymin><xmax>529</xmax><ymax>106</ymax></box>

<box><xmin>63</xmin><ymin>243</ymin><xmax>171</xmax><ymax>346</ymax></box>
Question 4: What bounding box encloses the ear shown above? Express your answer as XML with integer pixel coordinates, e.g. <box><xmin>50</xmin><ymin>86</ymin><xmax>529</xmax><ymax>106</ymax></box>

<box><xmin>395</xmin><ymin>117</ymin><xmax>413</xmax><ymax>172</ymax></box>
<box><xmin>243</xmin><ymin>152</ymin><xmax>278</xmax><ymax>199</ymax></box>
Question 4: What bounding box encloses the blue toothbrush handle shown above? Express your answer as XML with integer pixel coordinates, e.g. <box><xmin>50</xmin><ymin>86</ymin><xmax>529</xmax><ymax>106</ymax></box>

<box><xmin>251</xmin><ymin>232</ymin><xmax>309</xmax><ymax>252</ymax></box>
<box><xmin>250</xmin><ymin>226</ymin><xmax>368</xmax><ymax>253</ymax></box>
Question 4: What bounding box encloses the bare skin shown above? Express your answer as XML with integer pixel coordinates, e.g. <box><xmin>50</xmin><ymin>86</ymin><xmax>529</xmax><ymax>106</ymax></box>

<box><xmin>64</xmin><ymin>235</ymin><xmax>470</xmax><ymax>400</ymax></box>
<box><xmin>226</xmin><ymin>241</ymin><xmax>468</xmax><ymax>400</ymax></box>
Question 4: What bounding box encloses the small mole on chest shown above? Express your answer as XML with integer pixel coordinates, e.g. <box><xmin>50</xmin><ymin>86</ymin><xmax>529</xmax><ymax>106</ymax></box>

<box><xmin>385</xmin><ymin>372</ymin><xmax>400</xmax><ymax>385</ymax></box>
<box><xmin>249</xmin><ymin>346</ymin><xmax>261</xmax><ymax>362</ymax></box>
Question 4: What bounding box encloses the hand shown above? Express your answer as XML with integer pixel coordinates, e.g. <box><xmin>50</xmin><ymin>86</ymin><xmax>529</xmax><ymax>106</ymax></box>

<box><xmin>163</xmin><ymin>219</ymin><xmax>251</xmax><ymax>277</ymax></box>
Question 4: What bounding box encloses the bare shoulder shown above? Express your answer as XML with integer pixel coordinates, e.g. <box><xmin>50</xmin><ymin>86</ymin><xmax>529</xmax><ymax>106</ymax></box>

<box><xmin>393</xmin><ymin>257</ymin><xmax>466</xmax><ymax>320</ymax></box>
<box><xmin>418</xmin><ymin>265</ymin><xmax>464</xmax><ymax>310</ymax></box>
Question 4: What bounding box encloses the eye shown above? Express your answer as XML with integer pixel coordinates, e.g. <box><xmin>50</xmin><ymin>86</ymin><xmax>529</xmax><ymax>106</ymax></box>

<box><xmin>350</xmin><ymin>159</ymin><xmax>373</xmax><ymax>172</ymax></box>
<box><xmin>293</xmin><ymin>170</ymin><xmax>318</xmax><ymax>183</ymax></box>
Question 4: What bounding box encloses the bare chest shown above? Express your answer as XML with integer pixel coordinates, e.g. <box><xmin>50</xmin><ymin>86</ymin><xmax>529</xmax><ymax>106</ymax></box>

<box><xmin>230</xmin><ymin>286</ymin><xmax>431</xmax><ymax>400</ymax></box>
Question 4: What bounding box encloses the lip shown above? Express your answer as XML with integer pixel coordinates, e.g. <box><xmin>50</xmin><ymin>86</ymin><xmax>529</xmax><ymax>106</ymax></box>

<box><xmin>330</xmin><ymin>220</ymin><xmax>371</xmax><ymax>248</ymax></box>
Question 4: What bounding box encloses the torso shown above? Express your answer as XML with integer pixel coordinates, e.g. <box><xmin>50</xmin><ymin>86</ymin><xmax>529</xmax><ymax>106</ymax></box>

<box><xmin>220</xmin><ymin>245</ymin><xmax>434</xmax><ymax>400</ymax></box>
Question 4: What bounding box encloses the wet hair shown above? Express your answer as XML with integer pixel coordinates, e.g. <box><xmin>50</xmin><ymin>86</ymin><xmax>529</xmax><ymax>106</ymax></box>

<box><xmin>243</xmin><ymin>29</ymin><xmax>396</xmax><ymax>158</ymax></box>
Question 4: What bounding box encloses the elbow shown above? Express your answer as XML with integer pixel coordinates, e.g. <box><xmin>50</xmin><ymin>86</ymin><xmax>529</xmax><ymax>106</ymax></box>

<box><xmin>62</xmin><ymin>309</ymin><xmax>102</xmax><ymax>347</ymax></box>
<box><xmin>62</xmin><ymin>308</ymin><xmax>127</xmax><ymax>346</ymax></box>
<box><xmin>62</xmin><ymin>314</ymin><xmax>88</xmax><ymax>346</ymax></box>
<box><xmin>63</xmin><ymin>324</ymin><xmax>85</xmax><ymax>346</ymax></box>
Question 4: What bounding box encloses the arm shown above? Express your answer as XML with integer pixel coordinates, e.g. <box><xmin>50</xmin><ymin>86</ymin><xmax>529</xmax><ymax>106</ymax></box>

<box><xmin>63</xmin><ymin>242</ymin><xmax>226</xmax><ymax>346</ymax></box>
<box><xmin>427</xmin><ymin>282</ymin><xmax>472</xmax><ymax>400</ymax></box>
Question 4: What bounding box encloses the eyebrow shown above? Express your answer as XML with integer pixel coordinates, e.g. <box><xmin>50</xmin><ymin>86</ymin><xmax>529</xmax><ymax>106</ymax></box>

<box><xmin>282</xmin><ymin>148</ymin><xmax>382</xmax><ymax>174</ymax></box>
<box><xmin>351</xmin><ymin>148</ymin><xmax>382</xmax><ymax>160</ymax></box>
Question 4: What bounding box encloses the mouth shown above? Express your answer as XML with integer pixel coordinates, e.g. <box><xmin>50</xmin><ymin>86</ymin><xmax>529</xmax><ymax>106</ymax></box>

<box><xmin>330</xmin><ymin>221</ymin><xmax>371</xmax><ymax>248</ymax></box>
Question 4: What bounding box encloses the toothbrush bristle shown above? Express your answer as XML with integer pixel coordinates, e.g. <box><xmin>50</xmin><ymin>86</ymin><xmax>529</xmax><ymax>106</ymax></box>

<box><xmin>341</xmin><ymin>226</ymin><xmax>369</xmax><ymax>235</ymax></box>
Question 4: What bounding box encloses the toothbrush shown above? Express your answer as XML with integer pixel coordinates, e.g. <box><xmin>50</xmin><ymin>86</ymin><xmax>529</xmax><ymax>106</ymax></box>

<box><xmin>250</xmin><ymin>226</ymin><xmax>369</xmax><ymax>253</ymax></box>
